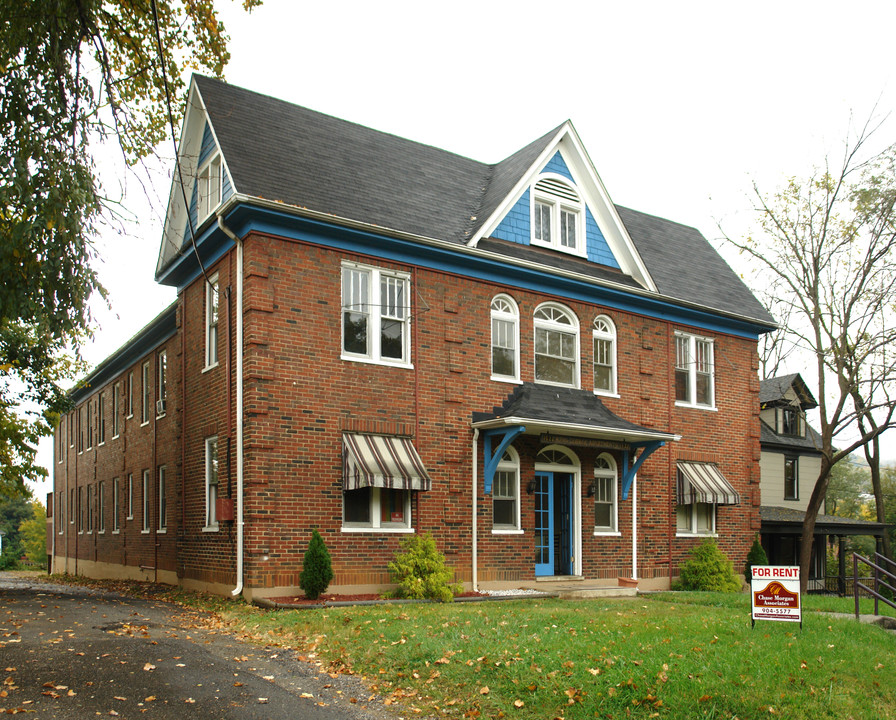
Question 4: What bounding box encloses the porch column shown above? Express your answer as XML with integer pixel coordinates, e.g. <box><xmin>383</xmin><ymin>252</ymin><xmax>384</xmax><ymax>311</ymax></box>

<box><xmin>837</xmin><ymin>535</ymin><xmax>845</xmax><ymax>596</ymax></box>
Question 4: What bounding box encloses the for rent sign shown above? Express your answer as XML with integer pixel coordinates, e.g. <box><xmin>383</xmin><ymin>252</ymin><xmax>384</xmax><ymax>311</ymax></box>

<box><xmin>751</xmin><ymin>565</ymin><xmax>801</xmax><ymax>625</ymax></box>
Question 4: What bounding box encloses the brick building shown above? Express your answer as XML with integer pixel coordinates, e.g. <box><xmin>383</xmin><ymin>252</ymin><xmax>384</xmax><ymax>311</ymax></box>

<box><xmin>51</xmin><ymin>75</ymin><xmax>775</xmax><ymax>599</ymax></box>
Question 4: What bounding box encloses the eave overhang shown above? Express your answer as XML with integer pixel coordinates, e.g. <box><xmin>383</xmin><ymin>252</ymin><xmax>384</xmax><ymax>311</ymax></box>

<box><xmin>471</xmin><ymin>415</ymin><xmax>680</xmax><ymax>445</ymax></box>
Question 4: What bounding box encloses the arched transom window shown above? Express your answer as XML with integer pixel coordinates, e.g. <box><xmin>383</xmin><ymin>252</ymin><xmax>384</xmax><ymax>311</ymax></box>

<box><xmin>532</xmin><ymin>175</ymin><xmax>584</xmax><ymax>256</ymax></box>
<box><xmin>534</xmin><ymin>303</ymin><xmax>579</xmax><ymax>388</ymax></box>
<box><xmin>593</xmin><ymin>453</ymin><xmax>618</xmax><ymax>533</ymax></box>
<box><xmin>490</xmin><ymin>294</ymin><xmax>520</xmax><ymax>381</ymax></box>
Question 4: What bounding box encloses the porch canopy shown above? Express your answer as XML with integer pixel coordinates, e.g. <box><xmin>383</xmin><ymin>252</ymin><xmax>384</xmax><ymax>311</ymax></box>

<box><xmin>677</xmin><ymin>461</ymin><xmax>740</xmax><ymax>505</ymax></box>
<box><xmin>342</xmin><ymin>433</ymin><xmax>432</xmax><ymax>492</ymax></box>
<box><xmin>471</xmin><ymin>383</ymin><xmax>680</xmax><ymax>498</ymax></box>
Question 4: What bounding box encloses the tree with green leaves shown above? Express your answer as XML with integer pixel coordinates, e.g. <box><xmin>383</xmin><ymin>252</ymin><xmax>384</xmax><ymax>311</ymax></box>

<box><xmin>0</xmin><ymin>0</ymin><xmax>261</xmax><ymax>497</ymax></box>
<box><xmin>725</xmin><ymin>119</ymin><xmax>896</xmax><ymax>591</ymax></box>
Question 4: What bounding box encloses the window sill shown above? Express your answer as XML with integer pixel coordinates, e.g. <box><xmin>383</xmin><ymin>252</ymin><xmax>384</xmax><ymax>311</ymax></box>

<box><xmin>592</xmin><ymin>530</ymin><xmax>621</xmax><ymax>537</ymax></box>
<box><xmin>676</xmin><ymin>532</ymin><xmax>718</xmax><ymax>538</ymax></box>
<box><xmin>126</xmin><ymin>515</ymin><xmax>133</xmax><ymax>521</ymax></box>
<box><xmin>530</xmin><ymin>238</ymin><xmax>588</xmax><ymax>259</ymax></box>
<box><xmin>491</xmin><ymin>528</ymin><xmax>524</xmax><ymax>535</ymax></box>
<box><xmin>202</xmin><ymin>362</ymin><xmax>219</xmax><ymax>374</ymax></box>
<box><xmin>674</xmin><ymin>401</ymin><xmax>717</xmax><ymax>412</ymax></box>
<box><xmin>112</xmin><ymin>530</ymin><xmax>120</xmax><ymax>535</ymax></box>
<box><xmin>202</xmin><ymin>525</ymin><xmax>220</xmax><ymax>533</ymax></box>
<box><xmin>341</xmin><ymin>526</ymin><xmax>415</xmax><ymax>534</ymax></box>
<box><xmin>593</xmin><ymin>390</ymin><xmax>620</xmax><ymax>399</ymax></box>
<box><xmin>112</xmin><ymin>434</ymin><xmax>119</xmax><ymax>441</ymax></box>
<box><xmin>155</xmin><ymin>414</ymin><xmax>166</xmax><ymax>421</ymax></box>
<box><xmin>141</xmin><ymin>529</ymin><xmax>151</xmax><ymax>534</ymax></box>
<box><xmin>491</xmin><ymin>375</ymin><xmax>523</xmax><ymax>385</ymax></box>
<box><xmin>157</xmin><ymin>529</ymin><xmax>167</xmax><ymax>534</ymax></box>
<box><xmin>140</xmin><ymin>421</ymin><xmax>149</xmax><ymax>427</ymax></box>
<box><xmin>340</xmin><ymin>354</ymin><xmax>413</xmax><ymax>370</ymax></box>
<box><xmin>533</xmin><ymin>379</ymin><xmax>580</xmax><ymax>390</ymax></box>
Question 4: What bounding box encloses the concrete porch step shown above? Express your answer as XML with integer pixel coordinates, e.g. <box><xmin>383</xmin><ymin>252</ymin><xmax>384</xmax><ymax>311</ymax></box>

<box><xmin>554</xmin><ymin>586</ymin><xmax>638</xmax><ymax>599</ymax></box>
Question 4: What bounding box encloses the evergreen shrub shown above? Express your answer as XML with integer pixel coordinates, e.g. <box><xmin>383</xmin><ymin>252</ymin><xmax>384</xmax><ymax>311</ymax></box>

<box><xmin>299</xmin><ymin>529</ymin><xmax>333</xmax><ymax>600</ymax></box>
<box><xmin>743</xmin><ymin>534</ymin><xmax>768</xmax><ymax>582</ymax></box>
<box><xmin>388</xmin><ymin>532</ymin><xmax>462</xmax><ymax>602</ymax></box>
<box><xmin>677</xmin><ymin>538</ymin><xmax>741</xmax><ymax>592</ymax></box>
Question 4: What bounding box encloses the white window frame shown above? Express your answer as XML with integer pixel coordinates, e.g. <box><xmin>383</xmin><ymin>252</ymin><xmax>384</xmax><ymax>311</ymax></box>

<box><xmin>593</xmin><ymin>453</ymin><xmax>619</xmax><ymax>535</ymax></box>
<box><xmin>490</xmin><ymin>294</ymin><xmax>521</xmax><ymax>382</ymax></box>
<box><xmin>142</xmin><ymin>469</ymin><xmax>151</xmax><ymax>533</ymax></box>
<box><xmin>86</xmin><ymin>483</ymin><xmax>93</xmax><ymax>534</ymax></box>
<box><xmin>78</xmin><ymin>486</ymin><xmax>84</xmax><ymax>533</ymax></box>
<box><xmin>491</xmin><ymin>447</ymin><xmax>522</xmax><ymax>534</ymax></box>
<box><xmin>676</xmin><ymin>502</ymin><xmax>717</xmax><ymax>537</ymax></box>
<box><xmin>205</xmin><ymin>436</ymin><xmax>219</xmax><ymax>531</ymax></box>
<box><xmin>592</xmin><ymin>315</ymin><xmax>617</xmax><ymax>396</ymax></box>
<box><xmin>98</xmin><ymin>480</ymin><xmax>105</xmax><ymax>534</ymax></box>
<box><xmin>158</xmin><ymin>466</ymin><xmax>167</xmax><ymax>533</ymax></box>
<box><xmin>156</xmin><ymin>351</ymin><xmax>167</xmax><ymax>417</ymax></box>
<box><xmin>112</xmin><ymin>382</ymin><xmax>120</xmax><ymax>439</ymax></box>
<box><xmin>97</xmin><ymin>391</ymin><xmax>105</xmax><ymax>445</ymax></box>
<box><xmin>674</xmin><ymin>332</ymin><xmax>715</xmax><ymax>409</ymax></box>
<box><xmin>141</xmin><ymin>361</ymin><xmax>151</xmax><ymax>425</ymax></box>
<box><xmin>341</xmin><ymin>262</ymin><xmax>412</xmax><ymax>367</ymax></box>
<box><xmin>126</xmin><ymin>372</ymin><xmax>134</xmax><ymax>419</ymax></box>
<box><xmin>534</xmin><ymin>302</ymin><xmax>580</xmax><ymax>388</ymax></box>
<box><xmin>342</xmin><ymin>486</ymin><xmax>414</xmax><ymax>533</ymax></box>
<box><xmin>205</xmin><ymin>273</ymin><xmax>219</xmax><ymax>370</ymax></box>
<box><xmin>784</xmin><ymin>456</ymin><xmax>799</xmax><ymax>500</ymax></box>
<box><xmin>112</xmin><ymin>478</ymin><xmax>120</xmax><ymax>533</ymax></box>
<box><xmin>530</xmin><ymin>174</ymin><xmax>586</xmax><ymax>257</ymax></box>
<box><xmin>85</xmin><ymin>400</ymin><xmax>93</xmax><ymax>450</ymax></box>
<box><xmin>127</xmin><ymin>473</ymin><xmax>134</xmax><ymax>520</ymax></box>
<box><xmin>197</xmin><ymin>154</ymin><xmax>222</xmax><ymax>222</ymax></box>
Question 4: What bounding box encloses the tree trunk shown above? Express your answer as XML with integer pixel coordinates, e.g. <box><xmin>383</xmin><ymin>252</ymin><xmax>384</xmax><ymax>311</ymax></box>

<box><xmin>863</xmin><ymin>435</ymin><xmax>893</xmax><ymax>561</ymax></box>
<box><xmin>799</xmin><ymin>457</ymin><xmax>833</xmax><ymax>594</ymax></box>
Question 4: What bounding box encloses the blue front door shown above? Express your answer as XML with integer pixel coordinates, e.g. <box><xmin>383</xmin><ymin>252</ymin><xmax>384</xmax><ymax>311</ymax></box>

<box><xmin>534</xmin><ymin>472</ymin><xmax>574</xmax><ymax>577</ymax></box>
<box><xmin>534</xmin><ymin>473</ymin><xmax>553</xmax><ymax>576</ymax></box>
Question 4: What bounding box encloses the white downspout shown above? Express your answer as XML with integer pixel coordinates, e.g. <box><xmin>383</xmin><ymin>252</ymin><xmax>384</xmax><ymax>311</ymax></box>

<box><xmin>472</xmin><ymin>429</ymin><xmax>479</xmax><ymax>592</ymax></box>
<box><xmin>631</xmin><ymin>474</ymin><xmax>638</xmax><ymax>580</ymax></box>
<box><xmin>218</xmin><ymin>217</ymin><xmax>244</xmax><ymax>598</ymax></box>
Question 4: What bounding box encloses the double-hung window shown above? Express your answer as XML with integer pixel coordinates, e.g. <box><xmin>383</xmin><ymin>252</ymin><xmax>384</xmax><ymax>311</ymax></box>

<box><xmin>98</xmin><ymin>481</ymin><xmax>105</xmax><ymax>533</ymax></box>
<box><xmin>158</xmin><ymin>466</ymin><xmax>167</xmax><ymax>532</ymax></box>
<box><xmin>784</xmin><ymin>457</ymin><xmax>798</xmax><ymax>500</ymax></box>
<box><xmin>534</xmin><ymin>303</ymin><xmax>579</xmax><ymax>387</ymax></box>
<box><xmin>341</xmin><ymin>263</ymin><xmax>411</xmax><ymax>366</ymax></box>
<box><xmin>593</xmin><ymin>315</ymin><xmax>617</xmax><ymax>395</ymax></box>
<box><xmin>676</xmin><ymin>503</ymin><xmax>716</xmax><ymax>536</ymax></box>
<box><xmin>205</xmin><ymin>274</ymin><xmax>219</xmax><ymax>369</ymax></box>
<box><xmin>197</xmin><ymin>155</ymin><xmax>222</xmax><ymax>221</ymax></box>
<box><xmin>112</xmin><ymin>478</ymin><xmax>120</xmax><ymax>532</ymax></box>
<box><xmin>142</xmin><ymin>469</ymin><xmax>151</xmax><ymax>533</ymax></box>
<box><xmin>86</xmin><ymin>401</ymin><xmax>93</xmax><ymax>450</ymax></box>
<box><xmin>492</xmin><ymin>448</ymin><xmax>521</xmax><ymax>532</ymax></box>
<box><xmin>674</xmin><ymin>332</ymin><xmax>714</xmax><ymax>408</ymax></box>
<box><xmin>141</xmin><ymin>362</ymin><xmax>151</xmax><ymax>424</ymax></box>
<box><xmin>127</xmin><ymin>473</ymin><xmax>134</xmax><ymax>520</ymax></box>
<box><xmin>112</xmin><ymin>383</ymin><xmax>120</xmax><ymax>438</ymax></box>
<box><xmin>156</xmin><ymin>351</ymin><xmax>167</xmax><ymax>417</ymax></box>
<box><xmin>205</xmin><ymin>437</ymin><xmax>219</xmax><ymax>530</ymax></box>
<box><xmin>490</xmin><ymin>295</ymin><xmax>520</xmax><ymax>381</ymax></box>
<box><xmin>531</xmin><ymin>176</ymin><xmax>585</xmax><ymax>256</ymax></box>
<box><xmin>97</xmin><ymin>392</ymin><xmax>105</xmax><ymax>444</ymax></box>
<box><xmin>593</xmin><ymin>454</ymin><xmax>618</xmax><ymax>533</ymax></box>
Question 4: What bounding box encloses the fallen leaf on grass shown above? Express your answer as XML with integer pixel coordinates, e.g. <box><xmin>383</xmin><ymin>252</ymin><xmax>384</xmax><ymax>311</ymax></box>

<box><xmin>143</xmin><ymin>663</ymin><xmax>155</xmax><ymax>671</ymax></box>
<box><xmin>513</xmin><ymin>699</ymin><xmax>524</xmax><ymax>708</ymax></box>
<box><xmin>479</xmin><ymin>686</ymin><xmax>489</xmax><ymax>695</ymax></box>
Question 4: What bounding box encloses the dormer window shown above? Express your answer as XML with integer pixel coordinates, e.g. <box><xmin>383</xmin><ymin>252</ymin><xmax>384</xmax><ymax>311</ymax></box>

<box><xmin>197</xmin><ymin>154</ymin><xmax>222</xmax><ymax>221</ymax></box>
<box><xmin>779</xmin><ymin>407</ymin><xmax>803</xmax><ymax>437</ymax></box>
<box><xmin>531</xmin><ymin>176</ymin><xmax>584</xmax><ymax>256</ymax></box>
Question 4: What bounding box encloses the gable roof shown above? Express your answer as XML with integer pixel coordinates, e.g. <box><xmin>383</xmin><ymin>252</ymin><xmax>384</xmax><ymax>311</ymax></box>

<box><xmin>760</xmin><ymin>374</ymin><xmax>818</xmax><ymax>409</ymax></box>
<box><xmin>160</xmin><ymin>75</ymin><xmax>774</xmax><ymax>328</ymax></box>
<box><xmin>759</xmin><ymin>418</ymin><xmax>824</xmax><ymax>454</ymax></box>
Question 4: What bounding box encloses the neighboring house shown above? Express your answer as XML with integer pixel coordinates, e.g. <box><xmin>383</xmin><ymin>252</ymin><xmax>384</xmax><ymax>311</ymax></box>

<box><xmin>51</xmin><ymin>75</ymin><xmax>776</xmax><ymax>599</ymax></box>
<box><xmin>759</xmin><ymin>374</ymin><xmax>889</xmax><ymax>591</ymax></box>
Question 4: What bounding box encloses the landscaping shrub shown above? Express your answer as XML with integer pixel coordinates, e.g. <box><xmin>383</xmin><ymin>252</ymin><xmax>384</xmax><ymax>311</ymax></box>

<box><xmin>677</xmin><ymin>538</ymin><xmax>741</xmax><ymax>592</ymax></box>
<box><xmin>743</xmin><ymin>534</ymin><xmax>768</xmax><ymax>582</ymax></box>
<box><xmin>388</xmin><ymin>532</ymin><xmax>462</xmax><ymax>602</ymax></box>
<box><xmin>299</xmin><ymin>529</ymin><xmax>333</xmax><ymax>600</ymax></box>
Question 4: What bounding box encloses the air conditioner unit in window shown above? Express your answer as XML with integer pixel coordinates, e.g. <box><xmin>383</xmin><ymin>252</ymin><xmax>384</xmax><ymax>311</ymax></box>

<box><xmin>156</xmin><ymin>399</ymin><xmax>166</xmax><ymax>416</ymax></box>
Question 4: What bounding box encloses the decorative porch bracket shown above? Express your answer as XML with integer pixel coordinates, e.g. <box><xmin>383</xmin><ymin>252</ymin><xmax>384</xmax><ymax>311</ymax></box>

<box><xmin>621</xmin><ymin>441</ymin><xmax>665</xmax><ymax>500</ymax></box>
<box><xmin>482</xmin><ymin>426</ymin><xmax>526</xmax><ymax>495</ymax></box>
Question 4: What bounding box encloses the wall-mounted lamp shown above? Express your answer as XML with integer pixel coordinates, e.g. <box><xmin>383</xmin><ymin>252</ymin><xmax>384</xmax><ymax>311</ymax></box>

<box><xmin>586</xmin><ymin>481</ymin><xmax>596</xmax><ymax>497</ymax></box>
<box><xmin>526</xmin><ymin>480</ymin><xmax>536</xmax><ymax>495</ymax></box>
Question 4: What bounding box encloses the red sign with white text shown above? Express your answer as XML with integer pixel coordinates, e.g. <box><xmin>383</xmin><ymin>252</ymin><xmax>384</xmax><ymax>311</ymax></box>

<box><xmin>751</xmin><ymin>565</ymin><xmax>801</xmax><ymax>623</ymax></box>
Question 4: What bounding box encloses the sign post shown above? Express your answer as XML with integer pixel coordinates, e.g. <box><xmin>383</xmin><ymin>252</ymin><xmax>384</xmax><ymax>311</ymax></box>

<box><xmin>751</xmin><ymin>565</ymin><xmax>801</xmax><ymax>628</ymax></box>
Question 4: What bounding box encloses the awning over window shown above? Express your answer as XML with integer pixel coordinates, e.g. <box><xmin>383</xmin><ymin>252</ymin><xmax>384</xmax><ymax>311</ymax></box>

<box><xmin>677</xmin><ymin>462</ymin><xmax>740</xmax><ymax>505</ymax></box>
<box><xmin>343</xmin><ymin>434</ymin><xmax>432</xmax><ymax>492</ymax></box>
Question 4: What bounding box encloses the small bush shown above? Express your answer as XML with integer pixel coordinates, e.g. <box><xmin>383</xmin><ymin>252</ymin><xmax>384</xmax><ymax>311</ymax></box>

<box><xmin>743</xmin><ymin>534</ymin><xmax>768</xmax><ymax>582</ymax></box>
<box><xmin>388</xmin><ymin>532</ymin><xmax>462</xmax><ymax>602</ymax></box>
<box><xmin>678</xmin><ymin>538</ymin><xmax>741</xmax><ymax>592</ymax></box>
<box><xmin>299</xmin><ymin>529</ymin><xmax>333</xmax><ymax>600</ymax></box>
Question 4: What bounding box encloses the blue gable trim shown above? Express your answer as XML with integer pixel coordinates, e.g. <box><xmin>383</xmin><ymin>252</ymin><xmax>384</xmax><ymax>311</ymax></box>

<box><xmin>160</xmin><ymin>203</ymin><xmax>770</xmax><ymax>339</ymax></box>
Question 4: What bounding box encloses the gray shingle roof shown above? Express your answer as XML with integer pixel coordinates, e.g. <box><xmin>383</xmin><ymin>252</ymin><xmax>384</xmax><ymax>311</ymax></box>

<box><xmin>760</xmin><ymin>505</ymin><xmax>890</xmax><ymax>535</ymax></box>
<box><xmin>760</xmin><ymin>419</ymin><xmax>824</xmax><ymax>454</ymax></box>
<box><xmin>472</xmin><ymin>382</ymin><xmax>669</xmax><ymax>438</ymax></box>
<box><xmin>759</xmin><ymin>374</ymin><xmax>818</xmax><ymax>408</ymax></box>
<box><xmin>194</xmin><ymin>75</ymin><xmax>774</xmax><ymax>327</ymax></box>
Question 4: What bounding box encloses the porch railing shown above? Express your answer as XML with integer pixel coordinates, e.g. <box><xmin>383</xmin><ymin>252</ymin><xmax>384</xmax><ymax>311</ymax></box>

<box><xmin>853</xmin><ymin>552</ymin><xmax>896</xmax><ymax>619</ymax></box>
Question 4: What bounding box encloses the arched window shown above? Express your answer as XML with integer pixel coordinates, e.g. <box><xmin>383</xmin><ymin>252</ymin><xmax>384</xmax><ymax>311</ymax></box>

<box><xmin>536</xmin><ymin>445</ymin><xmax>580</xmax><ymax>468</ymax></box>
<box><xmin>532</xmin><ymin>175</ymin><xmax>584</xmax><ymax>255</ymax></box>
<box><xmin>534</xmin><ymin>303</ymin><xmax>579</xmax><ymax>387</ymax></box>
<box><xmin>492</xmin><ymin>447</ymin><xmax>521</xmax><ymax>532</ymax></box>
<box><xmin>592</xmin><ymin>453</ymin><xmax>618</xmax><ymax>533</ymax></box>
<box><xmin>593</xmin><ymin>315</ymin><xmax>617</xmax><ymax>395</ymax></box>
<box><xmin>490</xmin><ymin>294</ymin><xmax>520</xmax><ymax>381</ymax></box>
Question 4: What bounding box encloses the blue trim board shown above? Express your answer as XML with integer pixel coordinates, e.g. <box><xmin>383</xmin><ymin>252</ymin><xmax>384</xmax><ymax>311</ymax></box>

<box><xmin>158</xmin><ymin>203</ymin><xmax>772</xmax><ymax>339</ymax></box>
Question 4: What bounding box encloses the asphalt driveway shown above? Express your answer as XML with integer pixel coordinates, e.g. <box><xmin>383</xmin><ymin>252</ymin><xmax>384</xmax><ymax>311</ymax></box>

<box><xmin>0</xmin><ymin>572</ymin><xmax>409</xmax><ymax>719</ymax></box>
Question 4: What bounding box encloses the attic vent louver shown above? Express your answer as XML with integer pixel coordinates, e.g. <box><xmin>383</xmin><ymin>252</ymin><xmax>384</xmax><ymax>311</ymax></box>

<box><xmin>535</xmin><ymin>177</ymin><xmax>579</xmax><ymax>203</ymax></box>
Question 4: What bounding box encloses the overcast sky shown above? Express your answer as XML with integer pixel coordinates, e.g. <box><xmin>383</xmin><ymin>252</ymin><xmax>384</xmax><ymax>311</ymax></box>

<box><xmin>31</xmin><ymin>0</ymin><xmax>896</xmax><ymax>496</ymax></box>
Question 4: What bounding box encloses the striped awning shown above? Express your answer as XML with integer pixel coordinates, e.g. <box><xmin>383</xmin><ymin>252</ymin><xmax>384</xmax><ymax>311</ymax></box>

<box><xmin>342</xmin><ymin>434</ymin><xmax>432</xmax><ymax>492</ymax></box>
<box><xmin>677</xmin><ymin>462</ymin><xmax>740</xmax><ymax>505</ymax></box>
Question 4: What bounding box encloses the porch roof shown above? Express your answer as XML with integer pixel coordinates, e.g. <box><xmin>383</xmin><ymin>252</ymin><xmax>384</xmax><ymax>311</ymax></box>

<box><xmin>471</xmin><ymin>383</ymin><xmax>679</xmax><ymax>444</ymax></box>
<box><xmin>761</xmin><ymin>506</ymin><xmax>890</xmax><ymax>536</ymax></box>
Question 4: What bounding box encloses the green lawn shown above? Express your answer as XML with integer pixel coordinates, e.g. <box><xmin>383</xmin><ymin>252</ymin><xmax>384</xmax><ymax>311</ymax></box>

<box><xmin>40</xmin><ymin>575</ymin><xmax>896</xmax><ymax>719</ymax></box>
<box><xmin>214</xmin><ymin>592</ymin><xmax>894</xmax><ymax>719</ymax></box>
